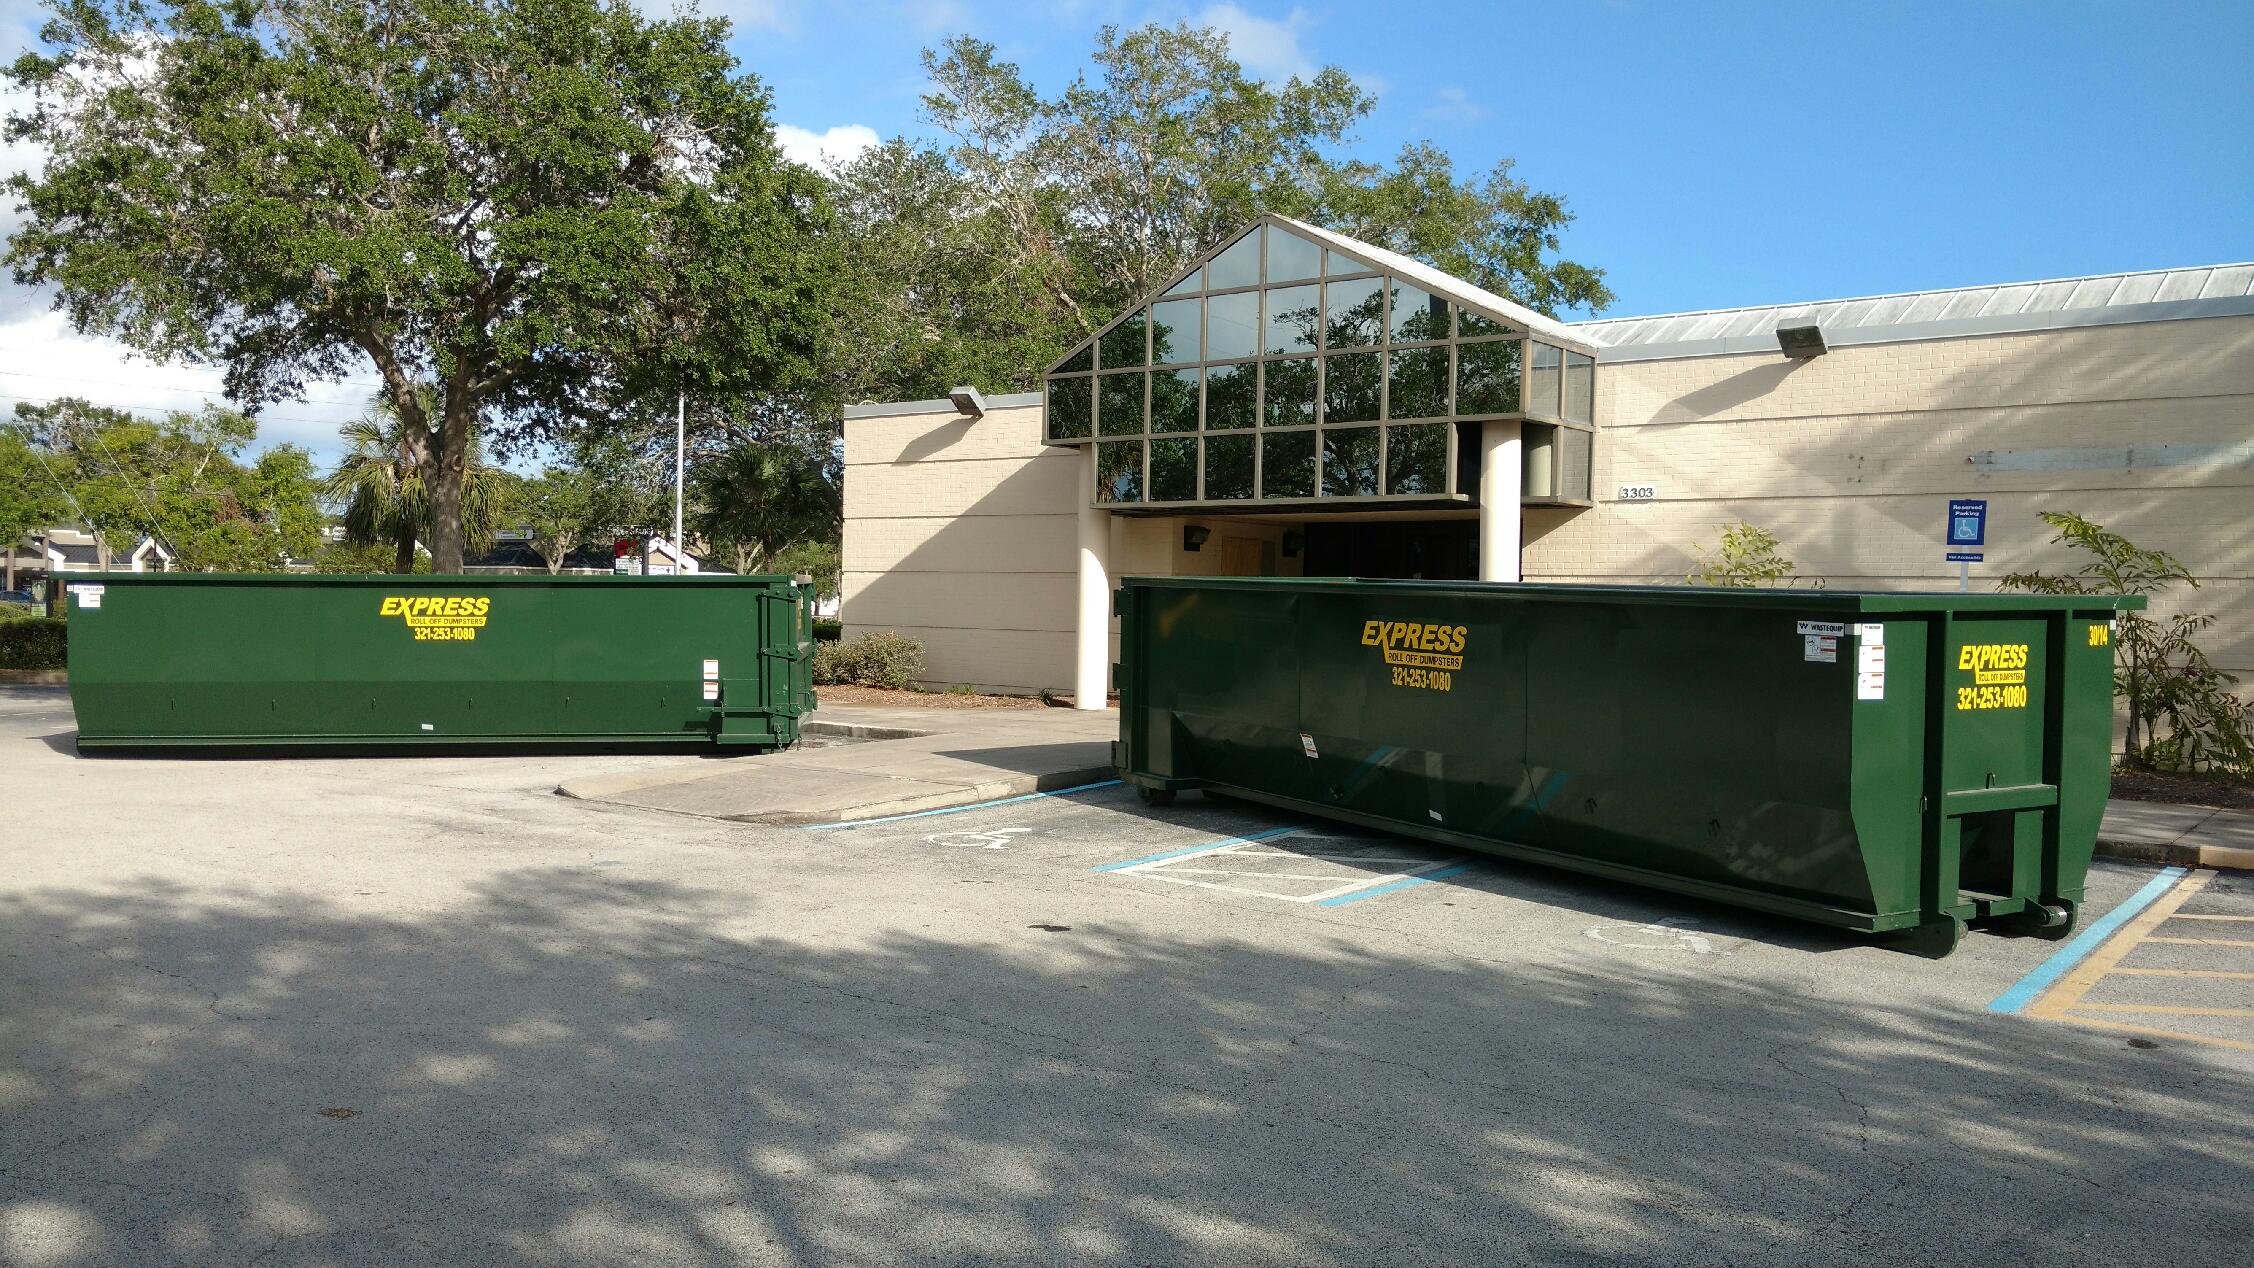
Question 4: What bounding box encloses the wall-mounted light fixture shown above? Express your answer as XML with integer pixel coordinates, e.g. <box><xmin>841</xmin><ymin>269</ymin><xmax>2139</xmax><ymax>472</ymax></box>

<box><xmin>1182</xmin><ymin>525</ymin><xmax>1211</xmax><ymax>552</ymax></box>
<box><xmin>1776</xmin><ymin>325</ymin><xmax>1827</xmax><ymax>359</ymax></box>
<box><xmin>1281</xmin><ymin>530</ymin><xmax>1303</xmax><ymax>559</ymax></box>
<box><xmin>948</xmin><ymin>385</ymin><xmax>987</xmax><ymax>418</ymax></box>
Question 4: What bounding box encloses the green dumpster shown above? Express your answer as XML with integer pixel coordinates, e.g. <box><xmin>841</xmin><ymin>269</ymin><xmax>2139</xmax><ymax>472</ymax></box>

<box><xmin>1114</xmin><ymin>578</ymin><xmax>2141</xmax><ymax>954</ymax></box>
<box><xmin>65</xmin><ymin>572</ymin><xmax>816</xmax><ymax>752</ymax></box>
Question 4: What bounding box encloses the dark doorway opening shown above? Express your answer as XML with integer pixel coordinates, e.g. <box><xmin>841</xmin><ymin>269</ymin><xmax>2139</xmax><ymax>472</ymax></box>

<box><xmin>1301</xmin><ymin>520</ymin><xmax>1477</xmax><ymax>580</ymax></box>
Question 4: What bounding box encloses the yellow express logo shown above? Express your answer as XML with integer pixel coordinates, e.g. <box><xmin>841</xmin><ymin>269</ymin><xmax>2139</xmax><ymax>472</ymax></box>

<box><xmin>1955</xmin><ymin>642</ymin><xmax>2029</xmax><ymax>711</ymax></box>
<box><xmin>1361</xmin><ymin>620</ymin><xmax>1467</xmax><ymax>693</ymax></box>
<box><xmin>379</xmin><ymin>595</ymin><xmax>491</xmax><ymax>642</ymax></box>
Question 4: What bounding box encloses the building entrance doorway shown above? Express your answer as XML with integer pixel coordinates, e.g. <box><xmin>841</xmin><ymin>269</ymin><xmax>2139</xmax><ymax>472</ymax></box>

<box><xmin>1300</xmin><ymin>520</ymin><xmax>1478</xmax><ymax>581</ymax></box>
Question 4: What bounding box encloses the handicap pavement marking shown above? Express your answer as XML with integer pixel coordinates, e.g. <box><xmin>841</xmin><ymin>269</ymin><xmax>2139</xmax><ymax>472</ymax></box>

<box><xmin>1097</xmin><ymin>827</ymin><xmax>1479</xmax><ymax>907</ymax></box>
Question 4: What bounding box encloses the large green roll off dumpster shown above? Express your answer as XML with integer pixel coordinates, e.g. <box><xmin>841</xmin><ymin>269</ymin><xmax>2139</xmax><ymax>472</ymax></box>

<box><xmin>65</xmin><ymin>572</ymin><xmax>815</xmax><ymax>751</ymax></box>
<box><xmin>1114</xmin><ymin>578</ymin><xmax>2141</xmax><ymax>954</ymax></box>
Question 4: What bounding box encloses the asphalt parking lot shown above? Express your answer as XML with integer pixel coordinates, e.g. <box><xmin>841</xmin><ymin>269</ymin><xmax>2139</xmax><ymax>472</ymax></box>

<box><xmin>3</xmin><ymin>684</ymin><xmax>2251</xmax><ymax>1267</ymax></box>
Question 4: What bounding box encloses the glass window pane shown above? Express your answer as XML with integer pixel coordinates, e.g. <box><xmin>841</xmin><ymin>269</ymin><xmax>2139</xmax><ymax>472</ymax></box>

<box><xmin>1388</xmin><ymin>282</ymin><xmax>1449</xmax><ymax>343</ymax></box>
<box><xmin>1521</xmin><ymin>422</ymin><xmax>1558</xmax><ymax>498</ymax></box>
<box><xmin>1162</xmin><ymin>267</ymin><xmax>1202</xmax><ymax>298</ymax></box>
<box><xmin>1149</xmin><ymin>437</ymin><xmax>1197</xmax><ymax>502</ymax></box>
<box><xmin>1095</xmin><ymin>441</ymin><xmax>1143</xmax><ymax>504</ymax></box>
<box><xmin>1150</xmin><ymin>299</ymin><xmax>1200</xmax><ymax>365</ymax></box>
<box><xmin>1324</xmin><ymin>276</ymin><xmax>1384</xmax><ymax>347</ymax></box>
<box><xmin>1385</xmin><ymin>423</ymin><xmax>1448</xmax><ymax>495</ymax></box>
<box><xmin>1204</xmin><ymin>363</ymin><xmax>1255</xmax><ymax>430</ymax></box>
<box><xmin>1262</xmin><ymin>357</ymin><xmax>1317</xmax><ymax>427</ymax></box>
<box><xmin>1055</xmin><ymin>344</ymin><xmax>1092</xmax><ymax>374</ymax></box>
<box><xmin>1324</xmin><ymin>249</ymin><xmax>1364</xmax><ymax>277</ymax></box>
<box><xmin>1527</xmin><ymin>342</ymin><xmax>1562</xmax><ymax>417</ymax></box>
<box><xmin>1459</xmin><ymin>307</ymin><xmax>1516</xmax><ymax>337</ymax></box>
<box><xmin>1560</xmin><ymin>426</ymin><xmax>1593</xmax><ymax>501</ymax></box>
<box><xmin>1266</xmin><ymin>227</ymin><xmax>1321</xmax><ymax>282</ymax></box>
<box><xmin>1264</xmin><ymin>284</ymin><xmax>1319</xmax><ymax>355</ymax></box>
<box><xmin>1208</xmin><ymin>228</ymin><xmax>1261</xmax><ymax>290</ymax></box>
<box><xmin>1099</xmin><ymin>371</ymin><xmax>1145</xmax><ymax>436</ymax></box>
<box><xmin>1322</xmin><ymin>427</ymin><xmax>1380</xmax><ymax>497</ymax></box>
<box><xmin>1151</xmin><ymin>367</ymin><xmax>1199</xmax><ymax>434</ymax></box>
<box><xmin>1387</xmin><ymin>347</ymin><xmax>1447</xmax><ymax>420</ymax></box>
<box><xmin>1098</xmin><ymin>309</ymin><xmax>1147</xmax><ymax>370</ymax></box>
<box><xmin>1324</xmin><ymin>351</ymin><xmax>1380</xmax><ymax>424</ymax></box>
<box><xmin>1204</xmin><ymin>434</ymin><xmax>1254</xmax><ymax>500</ymax></box>
<box><xmin>1045</xmin><ymin>376</ymin><xmax>1091</xmax><ymax>441</ymax></box>
<box><xmin>1563</xmin><ymin>351</ymin><xmax>1594</xmax><ymax>424</ymax></box>
<box><xmin>1456</xmin><ymin>339</ymin><xmax>1521</xmax><ymax>415</ymax></box>
<box><xmin>1206</xmin><ymin>291</ymin><xmax>1259</xmax><ymax>361</ymax></box>
<box><xmin>1261</xmin><ymin>430</ymin><xmax>1316</xmax><ymax>499</ymax></box>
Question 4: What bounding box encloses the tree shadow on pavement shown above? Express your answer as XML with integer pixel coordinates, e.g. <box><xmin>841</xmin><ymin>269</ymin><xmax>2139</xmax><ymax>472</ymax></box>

<box><xmin>3</xmin><ymin>867</ymin><xmax>2250</xmax><ymax>1266</ymax></box>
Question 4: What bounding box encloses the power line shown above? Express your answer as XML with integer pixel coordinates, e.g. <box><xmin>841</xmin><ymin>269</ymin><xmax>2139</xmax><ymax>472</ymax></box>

<box><xmin>2</xmin><ymin>418</ymin><xmax>114</xmax><ymax>551</ymax></box>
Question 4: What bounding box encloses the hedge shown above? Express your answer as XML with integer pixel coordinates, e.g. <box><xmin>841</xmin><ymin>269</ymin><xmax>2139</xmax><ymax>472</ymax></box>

<box><xmin>0</xmin><ymin>617</ymin><xmax>67</xmax><ymax>670</ymax></box>
<box><xmin>812</xmin><ymin>630</ymin><xmax>924</xmax><ymax>690</ymax></box>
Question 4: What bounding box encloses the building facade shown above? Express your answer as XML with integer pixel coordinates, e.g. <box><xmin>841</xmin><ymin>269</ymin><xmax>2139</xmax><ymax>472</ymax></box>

<box><xmin>842</xmin><ymin>219</ymin><xmax>2253</xmax><ymax>705</ymax></box>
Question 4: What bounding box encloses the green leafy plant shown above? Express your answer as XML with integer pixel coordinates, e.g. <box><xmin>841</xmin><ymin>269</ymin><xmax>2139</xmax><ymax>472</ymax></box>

<box><xmin>1687</xmin><ymin>522</ymin><xmax>1801</xmax><ymax>588</ymax></box>
<box><xmin>812</xmin><ymin>631</ymin><xmax>926</xmax><ymax>691</ymax></box>
<box><xmin>2001</xmin><ymin>511</ymin><xmax>2252</xmax><ymax>776</ymax></box>
<box><xmin>811</xmin><ymin>619</ymin><xmax>843</xmax><ymax>643</ymax></box>
<box><xmin>0</xmin><ymin>616</ymin><xmax>67</xmax><ymax>669</ymax></box>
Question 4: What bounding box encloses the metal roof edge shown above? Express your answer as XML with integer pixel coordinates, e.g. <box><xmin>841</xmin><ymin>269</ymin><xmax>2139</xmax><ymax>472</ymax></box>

<box><xmin>1590</xmin><ymin>296</ymin><xmax>2254</xmax><ymax>364</ymax></box>
<box><xmin>1271</xmin><ymin>215</ymin><xmax>1601</xmax><ymax>355</ymax></box>
<box><xmin>842</xmin><ymin>391</ymin><xmax>1043</xmax><ymax>420</ymax></box>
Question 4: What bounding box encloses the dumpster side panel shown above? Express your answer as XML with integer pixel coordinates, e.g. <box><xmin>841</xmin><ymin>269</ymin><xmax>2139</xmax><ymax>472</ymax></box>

<box><xmin>67</xmin><ymin>574</ymin><xmax>810</xmax><ymax>750</ymax></box>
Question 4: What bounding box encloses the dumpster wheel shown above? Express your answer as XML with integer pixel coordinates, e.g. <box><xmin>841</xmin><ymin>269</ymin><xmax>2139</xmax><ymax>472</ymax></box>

<box><xmin>1900</xmin><ymin>916</ymin><xmax>1966</xmax><ymax>959</ymax></box>
<box><xmin>1137</xmin><ymin>787</ymin><xmax>1177</xmax><ymax>807</ymax></box>
<box><xmin>1998</xmin><ymin>899</ymin><xmax>2077</xmax><ymax>941</ymax></box>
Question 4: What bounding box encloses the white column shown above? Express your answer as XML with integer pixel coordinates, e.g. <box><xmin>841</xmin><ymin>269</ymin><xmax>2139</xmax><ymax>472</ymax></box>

<box><xmin>1476</xmin><ymin>420</ymin><xmax>1523</xmax><ymax>582</ymax></box>
<box><xmin>1075</xmin><ymin>445</ymin><xmax>1113</xmax><ymax>709</ymax></box>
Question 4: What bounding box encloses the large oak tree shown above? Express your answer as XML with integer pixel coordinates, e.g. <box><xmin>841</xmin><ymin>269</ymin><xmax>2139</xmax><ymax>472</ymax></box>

<box><xmin>6</xmin><ymin>0</ymin><xmax>834</xmax><ymax>571</ymax></box>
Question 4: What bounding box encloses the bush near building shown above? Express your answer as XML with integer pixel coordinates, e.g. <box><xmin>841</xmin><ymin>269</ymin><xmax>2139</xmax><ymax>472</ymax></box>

<box><xmin>0</xmin><ymin>617</ymin><xmax>67</xmax><ymax>670</ymax></box>
<box><xmin>813</xmin><ymin>631</ymin><xmax>925</xmax><ymax>690</ymax></box>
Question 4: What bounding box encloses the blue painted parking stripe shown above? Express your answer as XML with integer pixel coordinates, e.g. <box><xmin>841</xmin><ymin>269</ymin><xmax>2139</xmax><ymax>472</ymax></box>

<box><xmin>1093</xmin><ymin>825</ymin><xmax>1308</xmax><ymax>872</ymax></box>
<box><xmin>805</xmin><ymin>779</ymin><xmax>1123</xmax><ymax>830</ymax></box>
<box><xmin>1987</xmin><ymin>866</ymin><xmax>2189</xmax><ymax>1014</ymax></box>
<box><xmin>1315</xmin><ymin>862</ymin><xmax>1478</xmax><ymax>907</ymax></box>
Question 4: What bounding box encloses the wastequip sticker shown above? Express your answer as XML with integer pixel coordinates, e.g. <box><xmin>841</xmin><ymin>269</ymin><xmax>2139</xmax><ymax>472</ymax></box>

<box><xmin>1797</xmin><ymin>621</ymin><xmax>1843</xmax><ymax>662</ymax></box>
<box><xmin>1360</xmin><ymin>619</ymin><xmax>1467</xmax><ymax>693</ymax></box>
<box><xmin>378</xmin><ymin>595</ymin><xmax>490</xmax><ymax>642</ymax></box>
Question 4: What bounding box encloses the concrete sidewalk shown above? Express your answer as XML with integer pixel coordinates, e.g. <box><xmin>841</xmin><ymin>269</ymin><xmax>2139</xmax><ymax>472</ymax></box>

<box><xmin>2097</xmin><ymin>798</ymin><xmax>2254</xmax><ymax>869</ymax></box>
<box><xmin>557</xmin><ymin>701</ymin><xmax>1118</xmax><ymax>824</ymax></box>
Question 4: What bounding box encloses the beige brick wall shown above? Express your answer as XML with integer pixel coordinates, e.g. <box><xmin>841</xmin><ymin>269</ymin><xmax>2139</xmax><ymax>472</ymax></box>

<box><xmin>1523</xmin><ymin>314</ymin><xmax>2254</xmax><ymax>677</ymax></box>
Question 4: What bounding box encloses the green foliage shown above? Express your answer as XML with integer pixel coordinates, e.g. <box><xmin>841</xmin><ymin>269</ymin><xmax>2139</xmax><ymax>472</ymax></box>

<box><xmin>7</xmin><ymin>0</ymin><xmax>836</xmax><ymax>571</ymax></box>
<box><xmin>8</xmin><ymin>398</ymin><xmax>322</xmax><ymax>570</ymax></box>
<box><xmin>827</xmin><ymin>23</ymin><xmax>1610</xmax><ymax>405</ymax></box>
<box><xmin>811</xmin><ymin>619</ymin><xmax>843</xmax><ymax>643</ymax></box>
<box><xmin>1687</xmin><ymin>522</ymin><xmax>1799</xmax><ymax>588</ymax></box>
<box><xmin>312</xmin><ymin>541</ymin><xmax>431</xmax><ymax>575</ymax></box>
<box><xmin>812</xmin><ymin>631</ymin><xmax>926</xmax><ymax>690</ymax></box>
<box><xmin>323</xmin><ymin>393</ymin><xmax>510</xmax><ymax>573</ymax></box>
<box><xmin>1</xmin><ymin>427</ymin><xmax>71</xmax><ymax>545</ymax></box>
<box><xmin>2001</xmin><ymin>511</ymin><xmax>2251</xmax><ymax>776</ymax></box>
<box><xmin>689</xmin><ymin>443</ymin><xmax>840</xmax><ymax>576</ymax></box>
<box><xmin>0</xmin><ymin>616</ymin><xmax>67</xmax><ymax>669</ymax></box>
<box><xmin>771</xmin><ymin>540</ymin><xmax>841</xmax><ymax>595</ymax></box>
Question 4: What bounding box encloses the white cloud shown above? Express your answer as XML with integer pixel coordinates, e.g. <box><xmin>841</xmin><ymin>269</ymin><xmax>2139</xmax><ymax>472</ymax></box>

<box><xmin>656</xmin><ymin>1</ymin><xmax>798</xmax><ymax>33</ymax></box>
<box><xmin>773</xmin><ymin>123</ymin><xmax>880</xmax><ymax>172</ymax></box>
<box><xmin>1198</xmin><ymin>4</ymin><xmax>1316</xmax><ymax>82</ymax></box>
<box><xmin>897</xmin><ymin>0</ymin><xmax>972</xmax><ymax>33</ymax></box>
<box><xmin>1423</xmin><ymin>86</ymin><xmax>1488</xmax><ymax>124</ymax></box>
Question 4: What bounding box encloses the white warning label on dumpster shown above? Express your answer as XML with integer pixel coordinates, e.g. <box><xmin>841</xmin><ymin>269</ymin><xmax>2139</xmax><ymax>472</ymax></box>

<box><xmin>1300</xmin><ymin>731</ymin><xmax>1320</xmax><ymax>759</ymax></box>
<box><xmin>1796</xmin><ymin>621</ymin><xmax>1845</xmax><ymax>637</ymax></box>
<box><xmin>1856</xmin><ymin>640</ymin><xmax>1887</xmax><ymax>700</ymax></box>
<box><xmin>70</xmin><ymin>583</ymin><xmax>103</xmax><ymax>609</ymax></box>
<box><xmin>1804</xmin><ymin>634</ymin><xmax>1838</xmax><ymax>663</ymax></box>
<box><xmin>1855</xmin><ymin>623</ymin><xmax>1885</xmax><ymax>646</ymax></box>
<box><xmin>702</xmin><ymin>659</ymin><xmax>720</xmax><ymax>681</ymax></box>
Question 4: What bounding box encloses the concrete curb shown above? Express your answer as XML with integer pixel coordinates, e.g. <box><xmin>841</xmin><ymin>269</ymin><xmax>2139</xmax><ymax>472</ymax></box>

<box><xmin>743</xmin><ymin>765</ymin><xmax>1120</xmax><ymax>826</ymax></box>
<box><xmin>0</xmin><ymin>669</ymin><xmax>66</xmax><ymax>685</ymax></box>
<box><xmin>2095</xmin><ymin>838</ymin><xmax>2254</xmax><ymax>871</ymax></box>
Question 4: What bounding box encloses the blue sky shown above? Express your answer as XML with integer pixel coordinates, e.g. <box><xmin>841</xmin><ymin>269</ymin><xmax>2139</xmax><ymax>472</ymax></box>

<box><xmin>0</xmin><ymin>0</ymin><xmax>2247</xmax><ymax>461</ymax></box>
<box><xmin>746</xmin><ymin>0</ymin><xmax>2251</xmax><ymax>317</ymax></box>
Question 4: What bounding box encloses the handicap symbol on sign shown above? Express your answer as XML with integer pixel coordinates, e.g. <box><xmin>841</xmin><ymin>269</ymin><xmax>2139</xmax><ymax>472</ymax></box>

<box><xmin>1583</xmin><ymin>916</ymin><xmax>1732</xmax><ymax>955</ymax></box>
<box><xmin>924</xmin><ymin>827</ymin><xmax>1035</xmax><ymax>851</ymax></box>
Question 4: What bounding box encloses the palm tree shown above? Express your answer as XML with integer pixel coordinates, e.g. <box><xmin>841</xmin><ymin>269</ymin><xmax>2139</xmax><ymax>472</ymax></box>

<box><xmin>323</xmin><ymin>390</ymin><xmax>508</xmax><ymax>573</ymax></box>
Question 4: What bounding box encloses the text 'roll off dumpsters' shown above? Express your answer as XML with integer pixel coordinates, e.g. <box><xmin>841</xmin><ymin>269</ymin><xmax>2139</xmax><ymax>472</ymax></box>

<box><xmin>1113</xmin><ymin>578</ymin><xmax>2142</xmax><ymax>955</ymax></box>
<box><xmin>64</xmin><ymin>572</ymin><xmax>816</xmax><ymax>751</ymax></box>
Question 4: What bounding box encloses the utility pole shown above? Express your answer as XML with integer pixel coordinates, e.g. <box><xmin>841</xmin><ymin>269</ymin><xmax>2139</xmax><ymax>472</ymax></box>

<box><xmin>673</xmin><ymin>392</ymin><xmax>686</xmax><ymax>569</ymax></box>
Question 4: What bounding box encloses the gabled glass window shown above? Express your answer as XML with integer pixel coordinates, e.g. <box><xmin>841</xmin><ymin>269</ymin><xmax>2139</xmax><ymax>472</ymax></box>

<box><xmin>1042</xmin><ymin>220</ymin><xmax>1596</xmax><ymax>509</ymax></box>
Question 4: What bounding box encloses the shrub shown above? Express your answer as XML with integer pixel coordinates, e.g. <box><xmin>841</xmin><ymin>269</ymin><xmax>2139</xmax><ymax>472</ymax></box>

<box><xmin>812</xmin><ymin>630</ymin><xmax>925</xmax><ymax>690</ymax></box>
<box><xmin>0</xmin><ymin>617</ymin><xmax>68</xmax><ymax>670</ymax></box>
<box><xmin>812</xmin><ymin>618</ymin><xmax>842</xmax><ymax>642</ymax></box>
<box><xmin>2002</xmin><ymin>510</ymin><xmax>2252</xmax><ymax>776</ymax></box>
<box><xmin>1687</xmin><ymin>522</ymin><xmax>1804</xmax><ymax>588</ymax></box>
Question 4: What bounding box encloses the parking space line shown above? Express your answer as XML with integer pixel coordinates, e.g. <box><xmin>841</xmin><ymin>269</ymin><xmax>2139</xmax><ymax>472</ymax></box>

<box><xmin>2021</xmin><ymin>869</ymin><xmax>2214</xmax><ymax>1022</ymax></box>
<box><xmin>2146</xmin><ymin>935</ymin><xmax>2254</xmax><ymax>948</ymax></box>
<box><xmin>2107</xmin><ymin>967</ymin><xmax>2254</xmax><ymax>979</ymax></box>
<box><xmin>1091</xmin><ymin>826</ymin><xmax>1308</xmax><ymax>872</ymax></box>
<box><xmin>2005</xmin><ymin>868</ymin><xmax>2254</xmax><ymax>1051</ymax></box>
<box><xmin>1314</xmin><ymin>861</ymin><xmax>1477</xmax><ymax>907</ymax></box>
<box><xmin>2171</xmin><ymin>914</ymin><xmax>2254</xmax><ymax>922</ymax></box>
<box><xmin>1987</xmin><ymin>867</ymin><xmax>2188</xmax><ymax>1014</ymax></box>
<box><xmin>2069</xmin><ymin>1004</ymin><xmax>2254</xmax><ymax>1018</ymax></box>
<box><xmin>806</xmin><ymin>780</ymin><xmax>1122</xmax><ymax>830</ymax></box>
